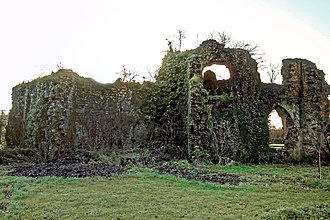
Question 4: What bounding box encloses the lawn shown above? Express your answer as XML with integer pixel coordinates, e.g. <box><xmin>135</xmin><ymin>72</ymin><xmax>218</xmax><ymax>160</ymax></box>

<box><xmin>0</xmin><ymin>164</ymin><xmax>329</xmax><ymax>219</ymax></box>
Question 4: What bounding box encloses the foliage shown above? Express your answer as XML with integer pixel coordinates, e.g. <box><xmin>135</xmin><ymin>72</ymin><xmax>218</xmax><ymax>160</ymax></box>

<box><xmin>6</xmin><ymin>70</ymin><xmax>152</xmax><ymax>159</ymax></box>
<box><xmin>144</xmin><ymin>51</ymin><xmax>190</xmax><ymax>158</ymax></box>
<box><xmin>144</xmin><ymin>39</ymin><xmax>273</xmax><ymax>163</ymax></box>
<box><xmin>0</xmin><ymin>147</ymin><xmax>42</xmax><ymax>165</ymax></box>
<box><xmin>234</xmin><ymin>100</ymin><xmax>270</xmax><ymax>163</ymax></box>
<box><xmin>190</xmin><ymin>147</ymin><xmax>209</xmax><ymax>162</ymax></box>
<box><xmin>0</xmin><ymin>111</ymin><xmax>7</xmax><ymax>148</ymax></box>
<box><xmin>269</xmin><ymin>127</ymin><xmax>283</xmax><ymax>144</ymax></box>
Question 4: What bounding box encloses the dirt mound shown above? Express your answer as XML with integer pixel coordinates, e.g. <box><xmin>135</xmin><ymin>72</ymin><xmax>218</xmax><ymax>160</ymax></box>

<box><xmin>9</xmin><ymin>151</ymin><xmax>124</xmax><ymax>178</ymax></box>
<box><xmin>9</xmin><ymin>152</ymin><xmax>239</xmax><ymax>184</ymax></box>
<box><xmin>155</xmin><ymin>162</ymin><xmax>240</xmax><ymax>185</ymax></box>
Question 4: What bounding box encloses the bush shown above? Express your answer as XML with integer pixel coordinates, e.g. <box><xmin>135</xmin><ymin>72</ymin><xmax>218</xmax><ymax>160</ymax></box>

<box><xmin>0</xmin><ymin>147</ymin><xmax>42</xmax><ymax>165</ymax></box>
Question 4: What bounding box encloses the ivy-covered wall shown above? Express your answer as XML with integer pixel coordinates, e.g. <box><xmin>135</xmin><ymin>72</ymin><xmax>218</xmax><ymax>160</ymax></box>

<box><xmin>186</xmin><ymin>40</ymin><xmax>270</xmax><ymax>163</ymax></box>
<box><xmin>148</xmin><ymin>40</ymin><xmax>329</xmax><ymax>163</ymax></box>
<box><xmin>144</xmin><ymin>52</ymin><xmax>190</xmax><ymax>157</ymax></box>
<box><xmin>6</xmin><ymin>70</ymin><xmax>147</xmax><ymax>159</ymax></box>
<box><xmin>5</xmin><ymin>40</ymin><xmax>330</xmax><ymax>163</ymax></box>
<box><xmin>148</xmin><ymin>40</ymin><xmax>270</xmax><ymax>163</ymax></box>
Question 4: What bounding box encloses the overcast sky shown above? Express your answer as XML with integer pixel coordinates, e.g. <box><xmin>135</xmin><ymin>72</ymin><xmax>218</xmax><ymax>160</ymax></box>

<box><xmin>1</xmin><ymin>0</ymin><xmax>329</xmax><ymax>112</ymax></box>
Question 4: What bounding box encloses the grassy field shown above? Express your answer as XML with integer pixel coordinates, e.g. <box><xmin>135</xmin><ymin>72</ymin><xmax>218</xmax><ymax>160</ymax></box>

<box><xmin>0</xmin><ymin>163</ymin><xmax>329</xmax><ymax>219</ymax></box>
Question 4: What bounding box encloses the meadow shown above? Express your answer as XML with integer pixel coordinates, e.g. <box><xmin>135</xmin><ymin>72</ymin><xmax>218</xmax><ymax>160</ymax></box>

<box><xmin>0</xmin><ymin>163</ymin><xmax>329</xmax><ymax>219</ymax></box>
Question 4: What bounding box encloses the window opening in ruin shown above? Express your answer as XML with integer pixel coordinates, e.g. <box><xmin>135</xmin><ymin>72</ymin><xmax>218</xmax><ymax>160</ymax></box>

<box><xmin>202</xmin><ymin>64</ymin><xmax>231</xmax><ymax>95</ymax></box>
<box><xmin>268</xmin><ymin>110</ymin><xmax>284</xmax><ymax>144</ymax></box>
<box><xmin>202</xmin><ymin>64</ymin><xmax>230</xmax><ymax>80</ymax></box>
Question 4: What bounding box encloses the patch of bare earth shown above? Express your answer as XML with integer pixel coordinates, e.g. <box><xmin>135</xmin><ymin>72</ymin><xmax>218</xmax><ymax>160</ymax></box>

<box><xmin>9</xmin><ymin>151</ymin><xmax>124</xmax><ymax>178</ymax></box>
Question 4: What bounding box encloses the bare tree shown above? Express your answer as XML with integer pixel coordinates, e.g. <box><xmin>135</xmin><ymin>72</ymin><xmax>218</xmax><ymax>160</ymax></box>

<box><xmin>205</xmin><ymin>31</ymin><xmax>266</xmax><ymax>70</ymax></box>
<box><xmin>310</xmin><ymin>125</ymin><xmax>323</xmax><ymax>179</ymax></box>
<box><xmin>231</xmin><ymin>40</ymin><xmax>266</xmax><ymax>69</ymax></box>
<box><xmin>178</xmin><ymin>28</ymin><xmax>186</xmax><ymax>51</ymax></box>
<box><xmin>318</xmin><ymin>124</ymin><xmax>325</xmax><ymax>179</ymax></box>
<box><xmin>217</xmin><ymin>31</ymin><xmax>231</xmax><ymax>45</ymax></box>
<box><xmin>116</xmin><ymin>65</ymin><xmax>140</xmax><ymax>82</ymax></box>
<box><xmin>206</xmin><ymin>31</ymin><xmax>216</xmax><ymax>41</ymax></box>
<box><xmin>267</xmin><ymin>63</ymin><xmax>280</xmax><ymax>83</ymax></box>
<box><xmin>166</xmin><ymin>39</ymin><xmax>174</xmax><ymax>52</ymax></box>
<box><xmin>56</xmin><ymin>62</ymin><xmax>65</xmax><ymax>70</ymax></box>
<box><xmin>319</xmin><ymin>133</ymin><xmax>323</xmax><ymax>179</ymax></box>
<box><xmin>146</xmin><ymin>68</ymin><xmax>160</xmax><ymax>82</ymax></box>
<box><xmin>166</xmin><ymin>28</ymin><xmax>187</xmax><ymax>52</ymax></box>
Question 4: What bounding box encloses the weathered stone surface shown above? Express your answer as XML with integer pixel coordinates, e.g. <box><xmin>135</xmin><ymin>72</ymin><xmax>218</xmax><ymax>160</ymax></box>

<box><xmin>183</xmin><ymin>40</ymin><xmax>270</xmax><ymax>163</ymax></box>
<box><xmin>6</xmin><ymin>70</ymin><xmax>146</xmax><ymax>159</ymax></box>
<box><xmin>182</xmin><ymin>41</ymin><xmax>329</xmax><ymax>162</ymax></box>
<box><xmin>5</xmin><ymin>40</ymin><xmax>330</xmax><ymax>163</ymax></box>
<box><xmin>280</xmin><ymin>59</ymin><xmax>330</xmax><ymax>160</ymax></box>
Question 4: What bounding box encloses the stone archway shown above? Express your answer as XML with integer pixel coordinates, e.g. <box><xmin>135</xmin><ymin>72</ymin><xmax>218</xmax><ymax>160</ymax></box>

<box><xmin>203</xmin><ymin>64</ymin><xmax>231</xmax><ymax>80</ymax></box>
<box><xmin>202</xmin><ymin>62</ymin><xmax>233</xmax><ymax>95</ymax></box>
<box><xmin>268</xmin><ymin>104</ymin><xmax>296</xmax><ymax>145</ymax></box>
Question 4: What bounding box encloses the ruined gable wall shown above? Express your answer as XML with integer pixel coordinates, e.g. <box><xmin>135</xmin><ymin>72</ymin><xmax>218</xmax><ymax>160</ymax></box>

<box><xmin>187</xmin><ymin>41</ymin><xmax>329</xmax><ymax>162</ymax></box>
<box><xmin>281</xmin><ymin>59</ymin><xmax>330</xmax><ymax>160</ymax></box>
<box><xmin>187</xmin><ymin>40</ymin><xmax>270</xmax><ymax>163</ymax></box>
<box><xmin>149</xmin><ymin>40</ymin><xmax>275</xmax><ymax>162</ymax></box>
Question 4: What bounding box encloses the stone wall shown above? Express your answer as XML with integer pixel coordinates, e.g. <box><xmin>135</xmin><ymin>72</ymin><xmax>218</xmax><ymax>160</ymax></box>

<box><xmin>187</xmin><ymin>40</ymin><xmax>269</xmax><ymax>163</ymax></box>
<box><xmin>5</xmin><ymin>40</ymin><xmax>330</xmax><ymax>163</ymax></box>
<box><xmin>280</xmin><ymin>59</ymin><xmax>330</xmax><ymax>160</ymax></box>
<box><xmin>6</xmin><ymin>70</ymin><xmax>146</xmax><ymax>159</ymax></box>
<box><xmin>153</xmin><ymin>40</ymin><xmax>329</xmax><ymax>162</ymax></box>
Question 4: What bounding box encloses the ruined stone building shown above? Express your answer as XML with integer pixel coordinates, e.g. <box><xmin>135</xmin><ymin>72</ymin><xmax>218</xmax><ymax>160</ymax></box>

<box><xmin>5</xmin><ymin>73</ymin><xmax>147</xmax><ymax>159</ymax></box>
<box><xmin>5</xmin><ymin>40</ymin><xmax>330</xmax><ymax>162</ymax></box>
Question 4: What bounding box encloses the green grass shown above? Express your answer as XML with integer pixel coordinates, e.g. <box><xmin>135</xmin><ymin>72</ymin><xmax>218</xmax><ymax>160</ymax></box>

<box><xmin>0</xmin><ymin>165</ymin><xmax>329</xmax><ymax>219</ymax></box>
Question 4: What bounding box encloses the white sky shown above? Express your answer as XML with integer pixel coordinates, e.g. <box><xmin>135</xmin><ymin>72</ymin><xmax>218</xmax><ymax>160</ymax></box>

<box><xmin>1</xmin><ymin>0</ymin><xmax>329</xmax><ymax>113</ymax></box>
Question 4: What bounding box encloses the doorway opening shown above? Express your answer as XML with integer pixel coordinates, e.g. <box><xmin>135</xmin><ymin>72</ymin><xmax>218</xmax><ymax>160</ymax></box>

<box><xmin>268</xmin><ymin>109</ymin><xmax>284</xmax><ymax>144</ymax></box>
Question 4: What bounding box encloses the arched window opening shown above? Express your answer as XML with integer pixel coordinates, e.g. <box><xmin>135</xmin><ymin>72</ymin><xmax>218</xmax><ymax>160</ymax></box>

<box><xmin>202</xmin><ymin>64</ymin><xmax>231</xmax><ymax>80</ymax></box>
<box><xmin>268</xmin><ymin>109</ymin><xmax>284</xmax><ymax>144</ymax></box>
<box><xmin>202</xmin><ymin>64</ymin><xmax>231</xmax><ymax>95</ymax></box>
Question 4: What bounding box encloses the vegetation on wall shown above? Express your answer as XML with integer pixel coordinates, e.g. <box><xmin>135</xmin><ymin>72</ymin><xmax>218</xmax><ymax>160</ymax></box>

<box><xmin>5</xmin><ymin>70</ymin><xmax>152</xmax><ymax>160</ymax></box>
<box><xmin>0</xmin><ymin>111</ymin><xmax>7</xmax><ymax>148</ymax></box>
<box><xmin>144</xmin><ymin>51</ymin><xmax>190</xmax><ymax>157</ymax></box>
<box><xmin>4</xmin><ymin>38</ymin><xmax>329</xmax><ymax>166</ymax></box>
<box><xmin>143</xmin><ymin>40</ymin><xmax>273</xmax><ymax>163</ymax></box>
<box><xmin>4</xmin><ymin>41</ymin><xmax>278</xmax><ymax>163</ymax></box>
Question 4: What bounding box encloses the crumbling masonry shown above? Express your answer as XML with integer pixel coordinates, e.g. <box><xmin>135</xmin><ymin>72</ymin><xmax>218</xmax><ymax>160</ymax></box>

<box><xmin>5</xmin><ymin>40</ymin><xmax>330</xmax><ymax>162</ymax></box>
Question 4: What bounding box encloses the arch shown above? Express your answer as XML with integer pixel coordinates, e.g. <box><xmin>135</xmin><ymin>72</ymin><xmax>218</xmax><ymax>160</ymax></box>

<box><xmin>202</xmin><ymin>61</ymin><xmax>234</xmax><ymax>79</ymax></box>
<box><xmin>202</xmin><ymin>64</ymin><xmax>231</xmax><ymax>80</ymax></box>
<box><xmin>268</xmin><ymin>105</ymin><xmax>294</xmax><ymax>143</ymax></box>
<box><xmin>269</xmin><ymin>110</ymin><xmax>282</xmax><ymax>128</ymax></box>
<box><xmin>202</xmin><ymin>62</ymin><xmax>233</xmax><ymax>95</ymax></box>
